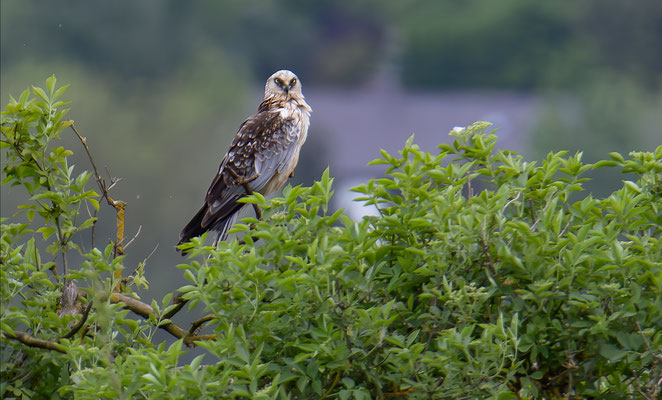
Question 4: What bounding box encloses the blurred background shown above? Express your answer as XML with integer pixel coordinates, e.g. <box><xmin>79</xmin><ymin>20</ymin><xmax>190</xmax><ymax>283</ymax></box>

<box><xmin>2</xmin><ymin>0</ymin><xmax>661</xmax><ymax>347</ymax></box>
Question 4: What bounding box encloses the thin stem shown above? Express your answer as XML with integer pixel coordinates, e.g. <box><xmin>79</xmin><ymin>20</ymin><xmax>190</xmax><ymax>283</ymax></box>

<box><xmin>188</xmin><ymin>315</ymin><xmax>215</xmax><ymax>335</ymax></box>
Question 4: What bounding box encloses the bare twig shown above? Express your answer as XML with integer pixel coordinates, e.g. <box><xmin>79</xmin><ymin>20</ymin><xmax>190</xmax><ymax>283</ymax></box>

<box><xmin>144</xmin><ymin>242</ymin><xmax>159</xmax><ymax>262</ymax></box>
<box><xmin>122</xmin><ymin>243</ymin><xmax>160</xmax><ymax>287</ymax></box>
<box><xmin>70</xmin><ymin>125</ymin><xmax>108</xmax><ymax>203</ymax></box>
<box><xmin>500</xmin><ymin>192</ymin><xmax>521</xmax><ymax>215</ymax></box>
<box><xmin>105</xmin><ymin>166</ymin><xmax>122</xmax><ymax>191</ymax></box>
<box><xmin>123</xmin><ymin>225</ymin><xmax>142</xmax><ymax>250</ymax></box>
<box><xmin>466</xmin><ymin>175</ymin><xmax>474</xmax><ymax>198</ymax></box>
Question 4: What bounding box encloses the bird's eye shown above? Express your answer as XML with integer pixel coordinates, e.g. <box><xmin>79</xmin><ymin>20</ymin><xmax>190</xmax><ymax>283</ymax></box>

<box><xmin>290</xmin><ymin>78</ymin><xmax>297</xmax><ymax>86</ymax></box>
<box><xmin>274</xmin><ymin>78</ymin><xmax>282</xmax><ymax>86</ymax></box>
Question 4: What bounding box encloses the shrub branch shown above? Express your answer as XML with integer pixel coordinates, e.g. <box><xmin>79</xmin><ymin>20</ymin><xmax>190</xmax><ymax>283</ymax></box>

<box><xmin>109</xmin><ymin>293</ymin><xmax>214</xmax><ymax>346</ymax></box>
<box><xmin>3</xmin><ymin>294</ymin><xmax>214</xmax><ymax>353</ymax></box>
<box><xmin>3</xmin><ymin>331</ymin><xmax>67</xmax><ymax>354</ymax></box>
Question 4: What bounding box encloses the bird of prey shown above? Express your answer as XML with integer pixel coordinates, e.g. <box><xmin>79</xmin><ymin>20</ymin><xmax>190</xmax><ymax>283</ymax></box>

<box><xmin>178</xmin><ymin>70</ymin><xmax>312</xmax><ymax>251</ymax></box>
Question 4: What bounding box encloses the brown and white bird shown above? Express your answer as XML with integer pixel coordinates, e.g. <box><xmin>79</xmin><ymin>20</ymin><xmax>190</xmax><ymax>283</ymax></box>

<box><xmin>178</xmin><ymin>70</ymin><xmax>312</xmax><ymax>250</ymax></box>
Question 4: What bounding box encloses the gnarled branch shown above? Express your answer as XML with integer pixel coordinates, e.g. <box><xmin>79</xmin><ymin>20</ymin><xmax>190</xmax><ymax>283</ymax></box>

<box><xmin>110</xmin><ymin>293</ymin><xmax>214</xmax><ymax>346</ymax></box>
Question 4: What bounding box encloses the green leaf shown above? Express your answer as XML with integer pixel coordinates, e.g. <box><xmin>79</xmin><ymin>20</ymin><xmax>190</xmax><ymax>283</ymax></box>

<box><xmin>32</xmin><ymin>86</ymin><xmax>49</xmax><ymax>102</ymax></box>
<box><xmin>36</xmin><ymin>226</ymin><xmax>56</xmax><ymax>240</ymax></box>
<box><xmin>52</xmin><ymin>84</ymin><xmax>70</xmax><ymax>101</ymax></box>
<box><xmin>46</xmin><ymin>75</ymin><xmax>57</xmax><ymax>96</ymax></box>
<box><xmin>599</xmin><ymin>343</ymin><xmax>627</xmax><ymax>361</ymax></box>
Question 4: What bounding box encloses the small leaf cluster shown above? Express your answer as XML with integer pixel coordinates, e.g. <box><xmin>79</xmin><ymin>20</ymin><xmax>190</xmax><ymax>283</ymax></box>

<box><xmin>1</xmin><ymin>75</ymin><xmax>98</xmax><ymax>255</ymax></box>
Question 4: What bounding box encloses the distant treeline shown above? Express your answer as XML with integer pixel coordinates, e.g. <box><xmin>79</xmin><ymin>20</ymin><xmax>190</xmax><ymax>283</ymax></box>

<box><xmin>2</xmin><ymin>0</ymin><xmax>661</xmax><ymax>89</ymax></box>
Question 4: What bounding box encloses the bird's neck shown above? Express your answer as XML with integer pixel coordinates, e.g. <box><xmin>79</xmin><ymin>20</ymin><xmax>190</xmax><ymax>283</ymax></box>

<box><xmin>258</xmin><ymin>95</ymin><xmax>311</xmax><ymax>115</ymax></box>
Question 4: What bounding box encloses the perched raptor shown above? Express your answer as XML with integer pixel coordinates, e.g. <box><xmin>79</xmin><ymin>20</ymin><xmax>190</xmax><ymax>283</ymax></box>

<box><xmin>178</xmin><ymin>70</ymin><xmax>312</xmax><ymax>251</ymax></box>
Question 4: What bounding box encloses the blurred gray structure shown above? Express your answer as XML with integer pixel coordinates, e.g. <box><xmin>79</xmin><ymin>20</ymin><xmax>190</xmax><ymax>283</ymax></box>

<box><xmin>302</xmin><ymin>77</ymin><xmax>539</xmax><ymax>218</ymax></box>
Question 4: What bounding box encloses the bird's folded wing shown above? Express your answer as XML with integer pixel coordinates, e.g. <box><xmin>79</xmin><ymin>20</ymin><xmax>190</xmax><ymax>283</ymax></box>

<box><xmin>251</xmin><ymin>118</ymin><xmax>300</xmax><ymax>191</ymax></box>
<box><xmin>201</xmin><ymin>110</ymin><xmax>299</xmax><ymax>227</ymax></box>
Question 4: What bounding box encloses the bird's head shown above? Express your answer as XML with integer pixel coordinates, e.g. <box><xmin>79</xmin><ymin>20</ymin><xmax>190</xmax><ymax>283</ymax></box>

<box><xmin>264</xmin><ymin>70</ymin><xmax>303</xmax><ymax>100</ymax></box>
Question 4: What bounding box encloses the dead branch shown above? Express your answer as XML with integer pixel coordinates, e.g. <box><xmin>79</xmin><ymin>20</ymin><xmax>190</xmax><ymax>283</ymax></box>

<box><xmin>71</xmin><ymin>123</ymin><xmax>127</xmax><ymax>287</ymax></box>
<box><xmin>58</xmin><ymin>280</ymin><xmax>79</xmax><ymax>317</ymax></box>
<box><xmin>70</xmin><ymin>124</ymin><xmax>114</xmax><ymax>206</ymax></box>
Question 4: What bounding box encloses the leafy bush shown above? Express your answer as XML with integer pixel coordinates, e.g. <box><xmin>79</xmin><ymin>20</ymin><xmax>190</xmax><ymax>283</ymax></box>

<box><xmin>2</xmin><ymin>79</ymin><xmax>660</xmax><ymax>399</ymax></box>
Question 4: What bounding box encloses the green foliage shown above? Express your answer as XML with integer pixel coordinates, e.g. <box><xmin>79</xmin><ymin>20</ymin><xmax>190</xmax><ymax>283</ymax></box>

<box><xmin>173</xmin><ymin>123</ymin><xmax>662</xmax><ymax>398</ymax></box>
<box><xmin>2</xmin><ymin>75</ymin><xmax>98</xmax><ymax>250</ymax></box>
<box><xmin>2</xmin><ymin>81</ymin><xmax>661</xmax><ymax>399</ymax></box>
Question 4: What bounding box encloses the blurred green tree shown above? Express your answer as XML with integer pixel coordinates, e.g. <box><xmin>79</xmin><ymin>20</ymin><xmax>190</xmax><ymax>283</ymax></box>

<box><xmin>3</xmin><ymin>0</ymin><xmax>660</xmax><ymax>89</ymax></box>
<box><xmin>398</xmin><ymin>0</ymin><xmax>662</xmax><ymax>90</ymax></box>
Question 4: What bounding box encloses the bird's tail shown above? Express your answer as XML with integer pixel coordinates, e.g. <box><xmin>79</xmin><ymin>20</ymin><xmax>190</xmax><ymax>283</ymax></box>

<box><xmin>212</xmin><ymin>212</ymin><xmax>239</xmax><ymax>245</ymax></box>
<box><xmin>178</xmin><ymin>204</ymin><xmax>207</xmax><ymax>251</ymax></box>
<box><xmin>177</xmin><ymin>205</ymin><xmax>241</xmax><ymax>253</ymax></box>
